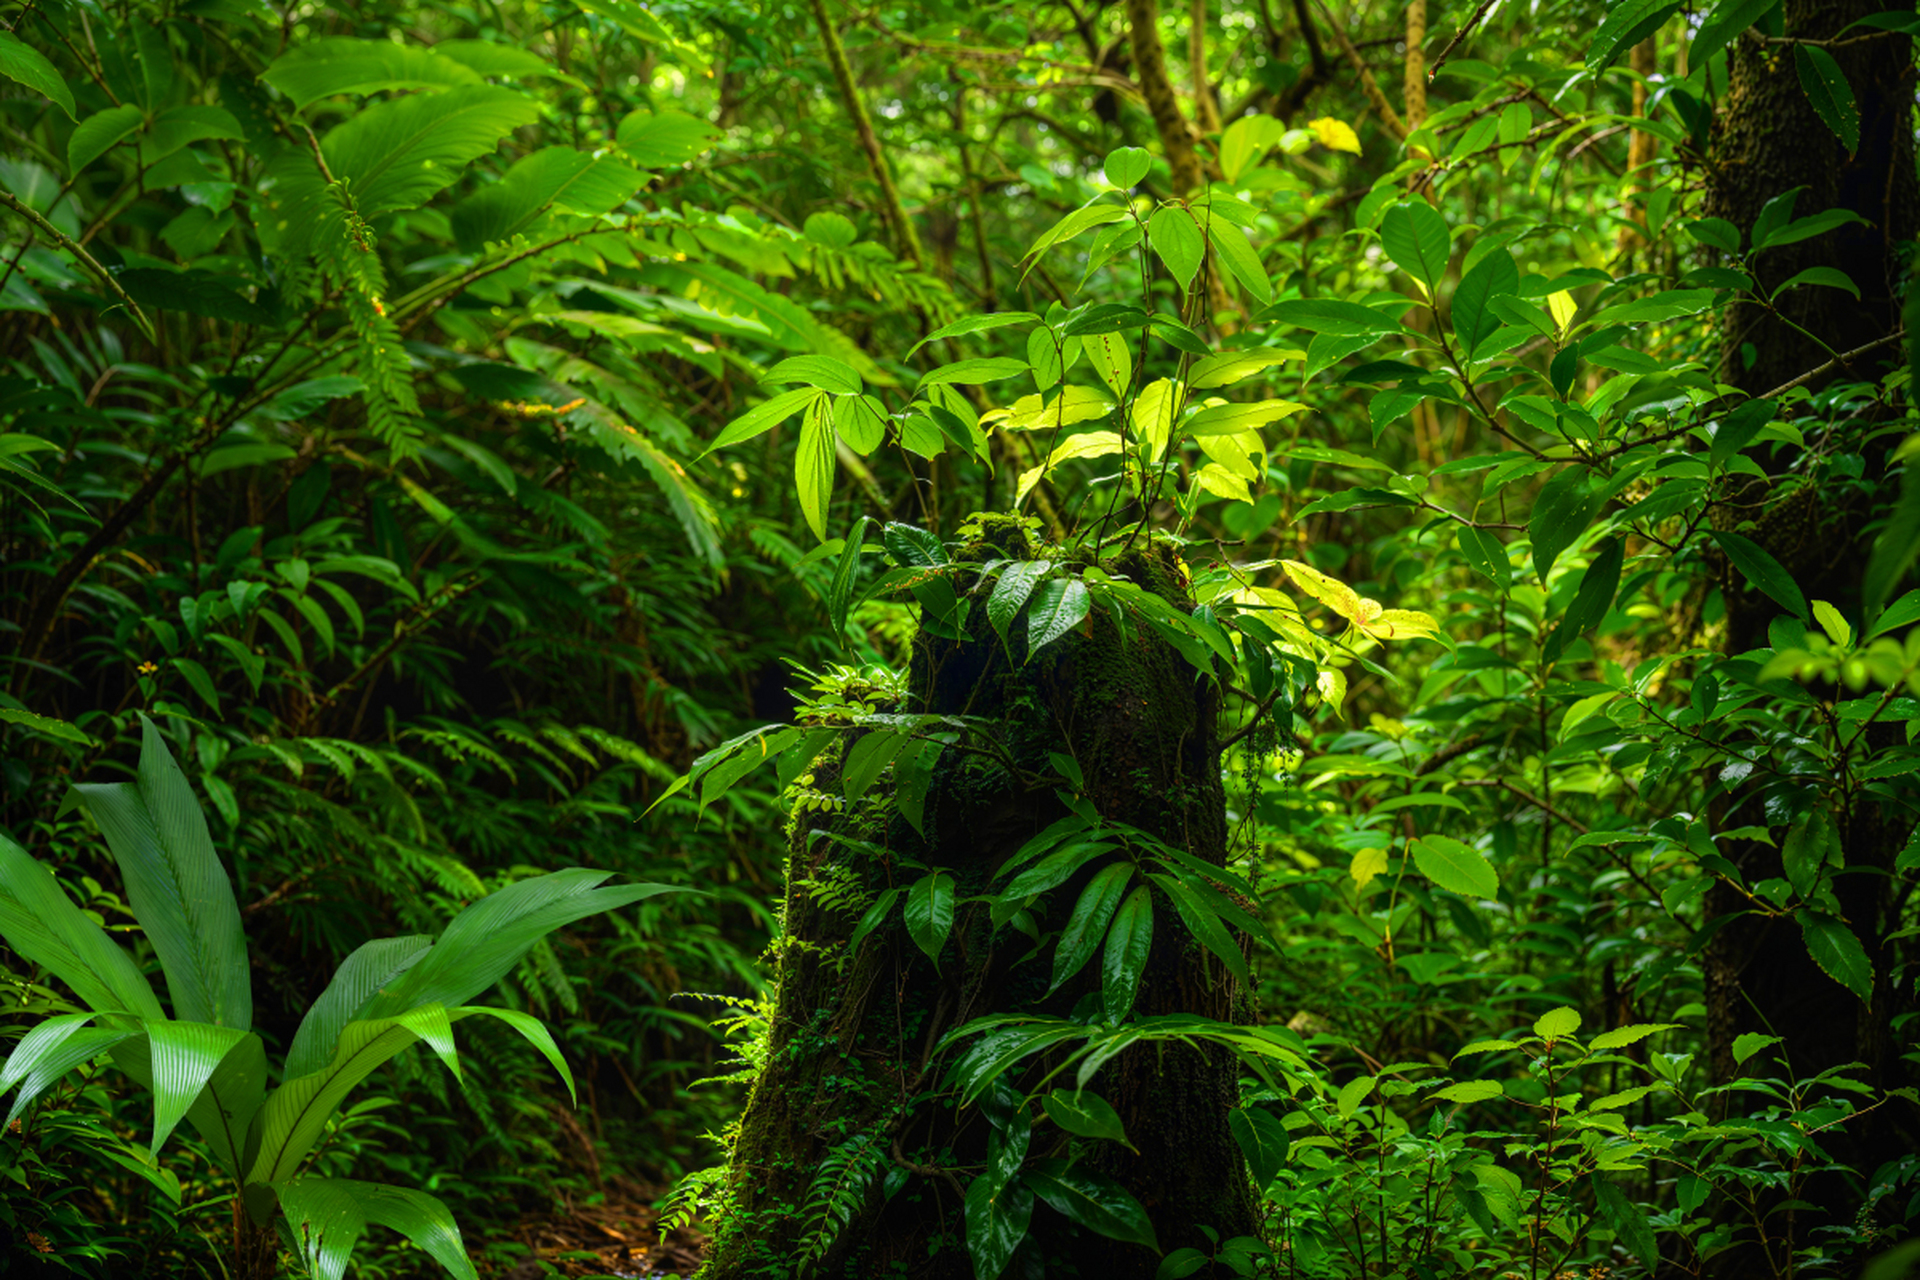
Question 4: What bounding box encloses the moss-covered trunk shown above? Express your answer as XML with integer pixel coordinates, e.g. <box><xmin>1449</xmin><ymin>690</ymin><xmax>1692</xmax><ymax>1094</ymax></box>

<box><xmin>703</xmin><ymin>528</ymin><xmax>1255</xmax><ymax>1278</ymax></box>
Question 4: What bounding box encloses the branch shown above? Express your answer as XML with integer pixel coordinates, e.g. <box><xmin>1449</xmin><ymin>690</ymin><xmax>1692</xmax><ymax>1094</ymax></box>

<box><xmin>809</xmin><ymin>0</ymin><xmax>924</xmax><ymax>265</ymax></box>
<box><xmin>1310</xmin><ymin>0</ymin><xmax>1407</xmax><ymax>140</ymax></box>
<box><xmin>0</xmin><ymin>186</ymin><xmax>153</xmax><ymax>341</ymax></box>
<box><xmin>1426</xmin><ymin>0</ymin><xmax>1497</xmax><ymax>81</ymax></box>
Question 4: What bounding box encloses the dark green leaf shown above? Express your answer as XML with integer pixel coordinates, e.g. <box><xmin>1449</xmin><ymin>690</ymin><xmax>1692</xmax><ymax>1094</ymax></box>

<box><xmin>1588</xmin><ymin>0</ymin><xmax>1683</xmax><ymax>71</ymax></box>
<box><xmin>1025</xmin><ymin>1159</ymin><xmax>1158</xmax><ymax>1250</ymax></box>
<box><xmin>1456</xmin><ymin>525</ymin><xmax>1512</xmax><ymax>590</ymax></box>
<box><xmin>1795</xmin><ymin>45</ymin><xmax>1860</xmax><ymax>153</ymax></box>
<box><xmin>1228</xmin><ymin>1106</ymin><xmax>1290</xmax><ymax>1189</ymax></box>
<box><xmin>1529</xmin><ymin>468</ymin><xmax>1600</xmax><ymax>580</ymax></box>
<box><xmin>0</xmin><ymin>31</ymin><xmax>75</xmax><ymax>119</ymax></box>
<box><xmin>1451</xmin><ymin>249</ymin><xmax>1519</xmax><ymax>359</ymax></box>
<box><xmin>1025</xmin><ymin>578</ymin><xmax>1090</xmax><ymax>660</ymax></box>
<box><xmin>1709</xmin><ymin>397</ymin><xmax>1777</xmax><ymax>469</ymax></box>
<box><xmin>906</xmin><ymin>871</ymin><xmax>956</xmax><ymax>966</ymax></box>
<box><xmin>1798</xmin><ymin>908</ymin><xmax>1873</xmax><ymax>1001</ymax></box>
<box><xmin>1260</xmin><ymin>298</ymin><xmax>1403</xmax><ymax>336</ymax></box>
<box><xmin>1043</xmin><ymin>1089</ymin><xmax>1130</xmax><ymax>1146</ymax></box>
<box><xmin>1049</xmin><ymin>861</ymin><xmax>1133</xmax><ymax>994</ymax></box>
<box><xmin>1102</xmin><ymin>887</ymin><xmax>1153</xmax><ymax>1021</ymax></box>
<box><xmin>1591</xmin><ymin>1174</ymin><xmax>1659</xmax><ymax>1273</ymax></box>
<box><xmin>989</xmin><ymin>560</ymin><xmax>1052</xmax><ymax>656</ymax></box>
<box><xmin>1691</xmin><ymin>0</ymin><xmax>1779</xmax><ymax>70</ymax></box>
<box><xmin>1379</xmin><ymin>201</ymin><xmax>1451</xmax><ymax>295</ymax></box>
<box><xmin>1712</xmin><ymin>529</ymin><xmax>1808</xmax><ymax>620</ymax></box>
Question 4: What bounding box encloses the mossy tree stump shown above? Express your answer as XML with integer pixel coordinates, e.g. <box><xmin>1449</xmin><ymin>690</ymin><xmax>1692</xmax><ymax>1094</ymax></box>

<box><xmin>703</xmin><ymin>525</ymin><xmax>1257</xmax><ymax>1278</ymax></box>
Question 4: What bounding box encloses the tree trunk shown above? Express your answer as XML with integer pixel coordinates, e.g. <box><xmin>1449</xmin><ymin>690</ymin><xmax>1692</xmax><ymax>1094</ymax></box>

<box><xmin>701</xmin><ymin>524</ymin><xmax>1255</xmax><ymax>1278</ymax></box>
<box><xmin>1127</xmin><ymin>0</ymin><xmax>1206</xmax><ymax>197</ymax></box>
<box><xmin>1700</xmin><ymin>4</ymin><xmax>1919</xmax><ymax>1271</ymax></box>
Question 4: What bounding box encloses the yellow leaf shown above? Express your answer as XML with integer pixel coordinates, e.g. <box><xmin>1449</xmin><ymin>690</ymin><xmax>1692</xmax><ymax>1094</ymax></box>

<box><xmin>1350</xmin><ymin>847</ymin><xmax>1389</xmax><ymax>889</ymax></box>
<box><xmin>1548</xmin><ymin>290</ymin><xmax>1578</xmax><ymax>334</ymax></box>
<box><xmin>1192</xmin><ymin>462</ymin><xmax>1253</xmax><ymax>505</ymax></box>
<box><xmin>1308</xmin><ymin>117</ymin><xmax>1362</xmax><ymax>155</ymax></box>
<box><xmin>1283</xmin><ymin>560</ymin><xmax>1364</xmax><ymax>623</ymax></box>
<box><xmin>1132</xmin><ymin>378</ymin><xmax>1180</xmax><ymax>461</ymax></box>
<box><xmin>1317</xmin><ymin>665</ymin><xmax>1349</xmax><ymax>717</ymax></box>
<box><xmin>1356</xmin><ymin>609</ymin><xmax>1443</xmax><ymax>642</ymax></box>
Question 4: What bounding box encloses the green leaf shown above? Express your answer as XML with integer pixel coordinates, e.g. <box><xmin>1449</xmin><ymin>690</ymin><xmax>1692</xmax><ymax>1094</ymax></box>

<box><xmin>1732</xmin><ymin>1032</ymin><xmax>1782</xmax><ymax>1065</ymax></box>
<box><xmin>1589</xmin><ymin>1023</ymin><xmax>1680</xmax><ymax>1051</ymax></box>
<box><xmin>0</xmin><ymin>832</ymin><xmax>163</xmax><ymax>1020</ymax></box>
<box><xmin>1773</xmin><ymin>265</ymin><xmax>1859</xmax><ymax>300</ymax></box>
<box><xmin>905</xmin><ymin>871</ymin><xmax>956</xmax><ymax>966</ymax></box>
<box><xmin>762</xmin><ymin>355</ymin><xmax>862</xmax><ymax>395</ymax></box>
<box><xmin>274</xmin><ymin>1177</ymin><xmax>479</xmax><ymax>1280</ymax></box>
<box><xmin>1451</xmin><ymin>248</ymin><xmax>1520</xmax><ymax>359</ymax></box>
<box><xmin>284</xmin><ymin>937</ymin><xmax>433</xmax><ymax>1081</ymax></box>
<box><xmin>457</xmin><ymin>1005</ymin><xmax>575</xmax><ymax>1104</ymax></box>
<box><xmin>965</xmin><ymin>1172</ymin><xmax>1035</xmax><ymax>1280</ymax></box>
<box><xmin>1206</xmin><ymin>221</ymin><xmax>1272</xmax><ymax>303</ymax></box>
<box><xmin>1102</xmin><ymin>886</ymin><xmax>1153</xmax><ymax>1021</ymax></box>
<box><xmin>1048</xmin><ymin>861</ymin><xmax>1134</xmax><ymax>995</ymax></box>
<box><xmin>1379</xmin><ymin>201</ymin><xmax>1451</xmax><ymax>296</ymax></box>
<box><xmin>1001</xmin><ymin>841</ymin><xmax>1115</xmax><ymax>900</ymax></box>
<box><xmin>1588</xmin><ymin>0</ymin><xmax>1682</xmax><ymax>70</ymax></box>
<box><xmin>0</xmin><ymin>707</ymin><xmax>93</xmax><ymax>746</ymax></box>
<box><xmin>1456</xmin><ymin>525</ymin><xmax>1512</xmax><ymax>590</ymax></box>
<box><xmin>261</xmin><ymin>37</ymin><xmax>482</xmax><ymax>109</ymax></box>
<box><xmin>1552</xmin><ymin>536</ymin><xmax>1624</xmax><ymax>653</ymax></box>
<box><xmin>908</xmin><ymin>310</ymin><xmax>1040</xmax><ymax>355</ymax></box>
<box><xmin>1024</xmin><ymin>578</ymin><xmax>1090</xmax><ymax>660</ymax></box>
<box><xmin>145</xmin><ymin>1019</ymin><xmax>249</xmax><ymax>1156</ymax></box>
<box><xmin>702</xmin><ymin>387</ymin><xmax>821</xmax><ymax>455</ymax></box>
<box><xmin>1764</xmin><ymin>208</ymin><xmax>1870</xmax><ymax>249</ymax></box>
<box><xmin>883</xmin><ymin>522</ymin><xmax>949</xmax><ymax>567</ymax></box>
<box><xmin>842</xmin><ymin>730</ymin><xmax>907</xmax><ymax>799</ymax></box>
<box><xmin>1148</xmin><ymin>207</ymin><xmax>1205</xmax><ymax>290</ymax></box>
<box><xmin>1412</xmin><ymin>835</ymin><xmax>1500</xmax><ymax>899</ymax></box>
<box><xmin>68</xmin><ymin>104</ymin><xmax>144</xmax><ymax>173</ymax></box>
<box><xmin>616</xmin><ymin>107</ymin><xmax>719</xmax><ymax>168</ymax></box>
<box><xmin>1533</xmin><ymin>1006</ymin><xmax>1582</xmax><ymax>1039</ymax></box>
<box><xmin>1865</xmin><ymin>465</ymin><xmax>1920</xmax><ymax>622</ymax></box>
<box><xmin>1781</xmin><ymin>808</ymin><xmax>1837</xmax><ymax>898</ymax></box>
<box><xmin>1026</xmin><ymin>202</ymin><xmax>1128</xmax><ymax>261</ymax></box>
<box><xmin>1432</xmin><ymin>1079</ymin><xmax>1504</xmax><ymax>1103</ymax></box>
<box><xmin>1043</xmin><ymin>1089</ymin><xmax>1130</xmax><ymax>1146</ymax></box>
<box><xmin>1150</xmin><ymin>871</ymin><xmax>1250</xmax><ymax>987</ymax></box>
<box><xmin>849</xmin><ymin>887</ymin><xmax>901</xmax><ymax>955</ymax></box>
<box><xmin>1795</xmin><ymin>45</ymin><xmax>1860</xmax><ymax>153</ymax></box>
<box><xmin>451</xmin><ymin>146</ymin><xmax>643</xmax><ymax>250</ymax></box>
<box><xmin>1798</xmin><ymin>909</ymin><xmax>1873</xmax><ymax>1002</ymax></box>
<box><xmin>795</xmin><ymin>392</ymin><xmax>836</xmax><ymax>541</ymax></box>
<box><xmin>1261</xmin><ymin>298</ymin><xmax>1403</xmax><ymax>335</ymax></box>
<box><xmin>1104</xmin><ymin>146</ymin><xmax>1152</xmax><ymax>189</ymax></box>
<box><xmin>989</xmin><ymin>560</ymin><xmax>1052</xmax><ymax>656</ymax></box>
<box><xmin>1025</xmin><ymin>1159</ymin><xmax>1158</xmax><ymax>1250</ymax></box>
<box><xmin>325</xmin><ymin>86</ymin><xmax>540</xmax><ymax>219</ymax></box>
<box><xmin>3</xmin><ymin>1022</ymin><xmax>136</xmax><ymax>1128</ymax></box>
<box><xmin>1690</xmin><ymin>0</ymin><xmax>1778</xmax><ymax>70</ymax></box>
<box><xmin>1591</xmin><ymin>1174</ymin><xmax>1659</xmax><ymax>1272</ymax></box>
<box><xmin>1227</xmin><ymin>1105</ymin><xmax>1289</xmax><ymax>1188</ymax></box>
<box><xmin>1529</xmin><ymin>468</ymin><xmax>1600</xmax><ymax>580</ymax></box>
<box><xmin>1184</xmin><ymin>399</ymin><xmax>1308</xmax><ymax>436</ymax></box>
<box><xmin>1712</xmin><ymin>530</ymin><xmax>1809</xmax><ymax>621</ymax></box>
<box><xmin>0</xmin><ymin>31</ymin><xmax>75</xmax><ymax>119</ymax></box>
<box><xmin>1709</xmin><ymin>397</ymin><xmax>1777</xmax><ymax>469</ymax></box>
<box><xmin>74</xmin><ymin>716</ymin><xmax>250</xmax><ymax>1029</ymax></box>
<box><xmin>918</xmin><ymin>357</ymin><xmax>1030</xmax><ymax>389</ymax></box>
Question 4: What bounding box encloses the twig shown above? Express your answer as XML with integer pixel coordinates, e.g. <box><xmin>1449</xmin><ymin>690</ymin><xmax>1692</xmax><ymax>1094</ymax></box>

<box><xmin>1310</xmin><ymin>0</ymin><xmax>1408</xmax><ymax>140</ymax></box>
<box><xmin>1426</xmin><ymin>0</ymin><xmax>1498</xmax><ymax>81</ymax></box>
<box><xmin>1457</xmin><ymin>777</ymin><xmax>1590</xmax><ymax>834</ymax></box>
<box><xmin>0</xmin><ymin>186</ymin><xmax>153</xmax><ymax>340</ymax></box>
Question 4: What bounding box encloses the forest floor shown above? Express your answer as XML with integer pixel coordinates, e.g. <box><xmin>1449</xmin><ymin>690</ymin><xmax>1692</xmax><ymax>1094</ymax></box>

<box><xmin>493</xmin><ymin>1177</ymin><xmax>707</xmax><ymax>1278</ymax></box>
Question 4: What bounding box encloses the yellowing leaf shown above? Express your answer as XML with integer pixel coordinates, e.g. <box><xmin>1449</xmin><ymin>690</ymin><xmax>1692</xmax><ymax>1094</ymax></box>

<box><xmin>1282</xmin><ymin>560</ymin><xmax>1364</xmax><ymax>622</ymax></box>
<box><xmin>1350</xmin><ymin>847</ymin><xmax>1389</xmax><ymax>889</ymax></box>
<box><xmin>991</xmin><ymin>386</ymin><xmax>1116</xmax><ymax>432</ymax></box>
<box><xmin>1548</xmin><ymin>290</ymin><xmax>1578</xmax><ymax>334</ymax></box>
<box><xmin>1132</xmin><ymin>378</ymin><xmax>1180</xmax><ymax>461</ymax></box>
<box><xmin>1192</xmin><ymin>462</ymin><xmax>1253</xmax><ymax>505</ymax></box>
<box><xmin>1308</xmin><ymin>117</ymin><xmax>1362</xmax><ymax>155</ymax></box>
<box><xmin>1317</xmin><ymin>665</ymin><xmax>1349</xmax><ymax>716</ymax></box>
<box><xmin>1355</xmin><ymin>608</ymin><xmax>1442</xmax><ymax>642</ymax></box>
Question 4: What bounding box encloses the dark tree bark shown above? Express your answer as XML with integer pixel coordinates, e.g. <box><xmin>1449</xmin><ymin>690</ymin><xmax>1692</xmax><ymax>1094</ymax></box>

<box><xmin>702</xmin><ymin>523</ymin><xmax>1255</xmax><ymax>1278</ymax></box>
<box><xmin>1699</xmin><ymin>4</ymin><xmax>1919</xmax><ymax>1272</ymax></box>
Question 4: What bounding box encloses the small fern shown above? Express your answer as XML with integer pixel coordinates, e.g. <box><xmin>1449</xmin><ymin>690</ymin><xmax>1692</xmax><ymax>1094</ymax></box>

<box><xmin>317</xmin><ymin>179</ymin><xmax>423</xmax><ymax>453</ymax></box>
<box><xmin>793</xmin><ymin>1129</ymin><xmax>886</xmax><ymax>1269</ymax></box>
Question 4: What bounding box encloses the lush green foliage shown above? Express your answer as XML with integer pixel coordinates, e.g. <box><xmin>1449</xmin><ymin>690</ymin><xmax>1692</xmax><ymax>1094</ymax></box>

<box><xmin>0</xmin><ymin>0</ymin><xmax>1916</xmax><ymax>1272</ymax></box>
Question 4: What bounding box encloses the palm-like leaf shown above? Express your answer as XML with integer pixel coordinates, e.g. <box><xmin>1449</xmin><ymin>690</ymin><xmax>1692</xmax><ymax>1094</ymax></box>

<box><xmin>0</xmin><ymin>831</ymin><xmax>163</xmax><ymax>1021</ymax></box>
<box><xmin>273</xmin><ymin>1176</ymin><xmax>479</xmax><ymax>1280</ymax></box>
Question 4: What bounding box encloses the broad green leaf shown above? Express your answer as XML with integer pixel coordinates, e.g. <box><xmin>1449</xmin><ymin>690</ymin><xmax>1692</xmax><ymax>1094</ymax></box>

<box><xmin>285</xmin><ymin>937</ymin><xmax>433</xmax><ymax>1080</ymax></box>
<box><xmin>1589</xmin><ymin>1023</ymin><xmax>1680</xmax><ymax>1051</ymax></box>
<box><xmin>68</xmin><ymin>104</ymin><xmax>144</xmax><ymax>173</ymax></box>
<box><xmin>0</xmin><ymin>707</ymin><xmax>92</xmax><ymax>746</ymax></box>
<box><xmin>1432</xmin><ymin>1079</ymin><xmax>1504</xmax><ymax>1103</ymax></box>
<box><xmin>1184</xmin><ymin>399</ymin><xmax>1308</xmax><ymax>436</ymax></box>
<box><xmin>762</xmin><ymin>355</ymin><xmax>862</xmax><ymax>395</ymax></box>
<box><xmin>431</xmin><ymin>40</ymin><xmax>560</xmax><ymax>79</ymax></box>
<box><xmin>989</xmin><ymin>560</ymin><xmax>1052</xmax><ymax>655</ymax></box>
<box><xmin>1529</xmin><ymin>468</ymin><xmax>1600</xmax><ymax>580</ymax></box>
<box><xmin>882</xmin><ymin>522</ymin><xmax>949</xmax><ymax>566</ymax></box>
<box><xmin>1025</xmin><ymin>1159</ymin><xmax>1157</xmax><ymax>1250</ymax></box>
<box><xmin>1533</xmin><ymin>1006</ymin><xmax>1581</xmax><ymax>1039</ymax></box>
<box><xmin>1228</xmin><ymin>1105</ymin><xmax>1289</xmax><ymax>1188</ymax></box>
<box><xmin>261</xmin><ymin>37</ymin><xmax>482</xmax><ymax>109</ymax></box>
<box><xmin>1102</xmin><ymin>887</ymin><xmax>1152</xmax><ymax>1020</ymax></box>
<box><xmin>1206</xmin><ymin>221</ymin><xmax>1272</xmax><ymax>303</ymax></box>
<box><xmin>1760</xmin><ymin>208</ymin><xmax>1868</xmax><ymax>249</ymax></box>
<box><xmin>145</xmin><ymin>1019</ymin><xmax>249</xmax><ymax>1156</ymax></box>
<box><xmin>111</xmin><ymin>1029</ymin><xmax>265</xmax><ymax>1178</ymax></box>
<box><xmin>1336</xmin><ymin>1075</ymin><xmax>1374</xmax><ymax>1117</ymax></box>
<box><xmin>451</xmin><ymin>147</ymin><xmax>643</xmax><ymax>250</ymax></box>
<box><xmin>1553</xmin><ymin>536</ymin><xmax>1624</xmax><ymax>650</ymax></box>
<box><xmin>1691</xmin><ymin>0</ymin><xmax>1777</xmax><ymax>69</ymax></box>
<box><xmin>1001</xmin><ymin>841</ymin><xmax>1115</xmax><ymax>900</ymax></box>
<box><xmin>702</xmin><ymin>387</ymin><xmax>820</xmax><ymax>455</ymax></box>
<box><xmin>842</xmin><ymin>729</ymin><xmax>907</xmax><ymax>799</ymax></box>
<box><xmin>1452</xmin><ymin>249</ymin><xmax>1519</xmax><ymax>358</ymax></box>
<box><xmin>1218</xmin><ymin>114</ymin><xmax>1285</xmax><ymax>183</ymax></box>
<box><xmin>1709</xmin><ymin>397</ymin><xmax>1777</xmax><ymax>469</ymax></box>
<box><xmin>1456</xmin><ymin>525</ymin><xmax>1512</xmax><ymax>589</ymax></box>
<box><xmin>919</xmin><ymin>357</ymin><xmax>1030</xmax><ymax>389</ymax></box>
<box><xmin>1024</xmin><ymin>578</ymin><xmax>1090</xmax><ymax>659</ymax></box>
<box><xmin>1103</xmin><ymin>146</ymin><xmax>1151</xmax><ymax>188</ymax></box>
<box><xmin>1773</xmin><ymin>265</ymin><xmax>1860</xmax><ymax>300</ymax></box>
<box><xmin>1150</xmin><ymin>871</ymin><xmax>1250</xmax><ymax>987</ymax></box>
<box><xmin>1380</xmin><ymin>201</ymin><xmax>1451</xmax><ymax>296</ymax></box>
<box><xmin>1261</xmin><ymin>298</ymin><xmax>1402</xmax><ymax>336</ymax></box>
<box><xmin>74</xmin><ymin>716</ymin><xmax>250</xmax><ymax>1029</ymax></box>
<box><xmin>1149</xmin><ymin>207</ymin><xmax>1205</xmax><ymax>289</ymax></box>
<box><xmin>1591</xmin><ymin>1174</ymin><xmax>1659</xmax><ymax>1272</ymax></box>
<box><xmin>0</xmin><ymin>31</ymin><xmax>75</xmax><ymax>119</ymax></box>
<box><xmin>1043</xmin><ymin>1089</ymin><xmax>1130</xmax><ymax>1145</ymax></box>
<box><xmin>1712</xmin><ymin>530</ymin><xmax>1808</xmax><ymax>620</ymax></box>
<box><xmin>616</xmin><ymin>107</ymin><xmax>719</xmax><ymax>168</ymax></box>
<box><xmin>965</xmin><ymin>1171</ymin><xmax>1035</xmax><ymax>1280</ymax></box>
<box><xmin>1188</xmin><ymin>347</ymin><xmax>1302</xmax><ymax>389</ymax></box>
<box><xmin>0</xmin><ymin>831</ymin><xmax>163</xmax><ymax>1020</ymax></box>
<box><xmin>909</xmin><ymin>310</ymin><xmax>1040</xmax><ymax>355</ymax></box>
<box><xmin>328</xmin><ymin>86</ymin><xmax>540</xmax><ymax>218</ymax></box>
<box><xmin>835</xmin><ymin>395</ymin><xmax>887</xmax><ymax>453</ymax></box>
<box><xmin>1782</xmin><ymin>808</ymin><xmax>1837</xmax><ymax>897</ymax></box>
<box><xmin>1732</xmin><ymin>1032</ymin><xmax>1782</xmax><ymax>1064</ymax></box>
<box><xmin>905</xmin><ymin>871</ymin><xmax>956</xmax><ymax>966</ymax></box>
<box><xmin>1027</xmin><ymin>202</ymin><xmax>1129</xmax><ymax>261</ymax></box>
<box><xmin>849</xmin><ymin>887</ymin><xmax>901</xmax><ymax>955</ymax></box>
<box><xmin>1048</xmin><ymin>861</ymin><xmax>1133</xmax><ymax>994</ymax></box>
<box><xmin>1412</xmin><ymin>835</ymin><xmax>1499</xmax><ymax>899</ymax></box>
<box><xmin>274</xmin><ymin>1176</ymin><xmax>479</xmax><ymax>1280</ymax></box>
<box><xmin>795</xmin><ymin>392</ymin><xmax>836</xmax><ymax>541</ymax></box>
<box><xmin>4</xmin><ymin>1024</ymin><xmax>136</xmax><ymax>1128</ymax></box>
<box><xmin>1795</xmin><ymin>45</ymin><xmax>1860</xmax><ymax>153</ymax></box>
<box><xmin>1589</xmin><ymin>0</ymin><xmax>1682</xmax><ymax>70</ymax></box>
<box><xmin>1798</xmin><ymin>909</ymin><xmax>1873</xmax><ymax>1002</ymax></box>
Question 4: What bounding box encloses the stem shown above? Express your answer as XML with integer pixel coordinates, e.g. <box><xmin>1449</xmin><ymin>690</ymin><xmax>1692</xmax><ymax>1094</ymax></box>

<box><xmin>0</xmin><ymin>187</ymin><xmax>153</xmax><ymax>340</ymax></box>
<box><xmin>808</xmin><ymin>0</ymin><xmax>925</xmax><ymax>266</ymax></box>
<box><xmin>1126</xmin><ymin>0</ymin><xmax>1205</xmax><ymax>195</ymax></box>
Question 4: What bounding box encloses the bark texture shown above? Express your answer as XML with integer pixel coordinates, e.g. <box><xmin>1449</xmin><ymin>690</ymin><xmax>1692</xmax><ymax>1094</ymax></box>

<box><xmin>1699</xmin><ymin>5</ymin><xmax>1919</xmax><ymax>1272</ymax></box>
<box><xmin>701</xmin><ymin>523</ymin><xmax>1254</xmax><ymax>1279</ymax></box>
<box><xmin>1127</xmin><ymin>0</ymin><xmax>1206</xmax><ymax>196</ymax></box>
<box><xmin>809</xmin><ymin>0</ymin><xmax>925</xmax><ymax>267</ymax></box>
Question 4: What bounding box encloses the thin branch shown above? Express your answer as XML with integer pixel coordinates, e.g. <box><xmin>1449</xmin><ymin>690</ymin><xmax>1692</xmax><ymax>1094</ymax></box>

<box><xmin>1426</xmin><ymin>0</ymin><xmax>1497</xmax><ymax>81</ymax></box>
<box><xmin>0</xmin><ymin>186</ymin><xmax>153</xmax><ymax>340</ymax></box>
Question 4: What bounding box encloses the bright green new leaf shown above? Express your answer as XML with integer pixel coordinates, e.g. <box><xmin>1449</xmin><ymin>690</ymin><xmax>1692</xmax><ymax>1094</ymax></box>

<box><xmin>1103</xmin><ymin>146</ymin><xmax>1151</xmax><ymax>189</ymax></box>
<box><xmin>0</xmin><ymin>31</ymin><xmax>75</xmax><ymax>118</ymax></box>
<box><xmin>1533</xmin><ymin>1006</ymin><xmax>1581</xmax><ymax>1039</ymax></box>
<box><xmin>1379</xmin><ymin>201</ymin><xmax>1451</xmax><ymax>296</ymax></box>
<box><xmin>905</xmin><ymin>870</ymin><xmax>956</xmax><ymax>965</ymax></box>
<box><xmin>795</xmin><ymin>392</ymin><xmax>836</xmax><ymax>541</ymax></box>
<box><xmin>616</xmin><ymin>107</ymin><xmax>719</xmax><ymax>168</ymax></box>
<box><xmin>702</xmin><ymin>387</ymin><xmax>821</xmax><ymax>455</ymax></box>
<box><xmin>1148</xmin><ymin>207</ymin><xmax>1205</xmax><ymax>290</ymax></box>
<box><xmin>1412</xmin><ymin>835</ymin><xmax>1499</xmax><ymax>899</ymax></box>
<box><xmin>145</xmin><ymin>1019</ymin><xmax>249</xmax><ymax>1157</ymax></box>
